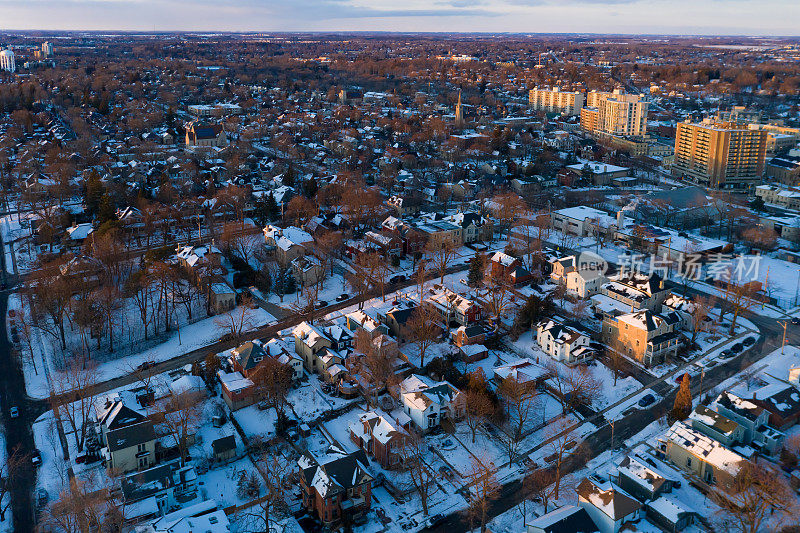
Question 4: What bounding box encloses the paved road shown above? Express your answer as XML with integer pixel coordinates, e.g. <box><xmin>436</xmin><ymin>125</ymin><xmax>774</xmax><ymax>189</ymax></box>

<box><xmin>0</xmin><ymin>300</ymin><xmax>37</xmax><ymax>532</ymax></box>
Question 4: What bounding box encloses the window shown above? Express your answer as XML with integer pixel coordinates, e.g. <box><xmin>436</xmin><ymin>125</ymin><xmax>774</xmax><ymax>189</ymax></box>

<box><xmin>686</xmin><ymin>457</ymin><xmax>692</xmax><ymax>468</ymax></box>
<box><xmin>137</xmin><ymin>443</ymin><xmax>147</xmax><ymax>453</ymax></box>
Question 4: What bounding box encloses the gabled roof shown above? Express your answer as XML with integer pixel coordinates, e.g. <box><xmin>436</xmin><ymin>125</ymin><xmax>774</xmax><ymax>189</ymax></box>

<box><xmin>301</xmin><ymin>449</ymin><xmax>373</xmax><ymax>498</ymax></box>
<box><xmin>577</xmin><ymin>477</ymin><xmax>642</xmax><ymax>521</ymax></box>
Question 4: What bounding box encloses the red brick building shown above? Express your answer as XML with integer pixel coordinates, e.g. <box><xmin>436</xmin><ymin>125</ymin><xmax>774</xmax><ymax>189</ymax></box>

<box><xmin>299</xmin><ymin>449</ymin><xmax>373</xmax><ymax>526</ymax></box>
<box><xmin>348</xmin><ymin>411</ymin><xmax>411</xmax><ymax>470</ymax></box>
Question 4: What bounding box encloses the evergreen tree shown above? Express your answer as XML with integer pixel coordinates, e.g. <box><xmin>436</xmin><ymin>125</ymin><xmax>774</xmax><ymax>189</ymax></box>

<box><xmin>467</xmin><ymin>253</ymin><xmax>486</xmax><ymax>286</ymax></box>
<box><xmin>266</xmin><ymin>192</ymin><xmax>279</xmax><ymax>221</ymax></box>
<box><xmin>283</xmin><ymin>164</ymin><xmax>295</xmax><ymax>188</ymax></box>
<box><xmin>302</xmin><ymin>177</ymin><xmax>318</xmax><ymax>198</ymax></box>
<box><xmin>84</xmin><ymin>171</ymin><xmax>105</xmax><ymax>216</ymax></box>
<box><xmin>670</xmin><ymin>374</ymin><xmax>693</xmax><ymax>422</ymax></box>
<box><xmin>97</xmin><ymin>193</ymin><xmax>116</xmax><ymax>225</ymax></box>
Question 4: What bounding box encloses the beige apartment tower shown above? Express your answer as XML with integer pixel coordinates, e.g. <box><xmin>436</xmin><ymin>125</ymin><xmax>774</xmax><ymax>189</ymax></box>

<box><xmin>528</xmin><ymin>87</ymin><xmax>585</xmax><ymax>116</ymax></box>
<box><xmin>581</xmin><ymin>89</ymin><xmax>649</xmax><ymax>137</ymax></box>
<box><xmin>673</xmin><ymin>119</ymin><xmax>767</xmax><ymax>190</ymax></box>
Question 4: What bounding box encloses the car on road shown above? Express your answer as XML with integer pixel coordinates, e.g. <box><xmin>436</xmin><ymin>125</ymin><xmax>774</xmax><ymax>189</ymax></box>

<box><xmin>425</xmin><ymin>514</ymin><xmax>446</xmax><ymax>528</ymax></box>
<box><xmin>137</xmin><ymin>361</ymin><xmax>156</xmax><ymax>371</ymax></box>
<box><xmin>674</xmin><ymin>372</ymin><xmax>690</xmax><ymax>385</ymax></box>
<box><xmin>743</xmin><ymin>336</ymin><xmax>756</xmax><ymax>347</ymax></box>
<box><xmin>9</xmin><ymin>406</ymin><xmax>19</xmax><ymax>418</ymax></box>
<box><xmin>390</xmin><ymin>274</ymin><xmax>406</xmax><ymax>284</ymax></box>
<box><xmin>31</xmin><ymin>449</ymin><xmax>42</xmax><ymax>467</ymax></box>
<box><xmin>336</xmin><ymin>293</ymin><xmax>349</xmax><ymax>302</ymax></box>
<box><xmin>315</xmin><ymin>300</ymin><xmax>328</xmax><ymax>309</ymax></box>
<box><xmin>36</xmin><ymin>488</ymin><xmax>48</xmax><ymax>509</ymax></box>
<box><xmin>792</xmin><ymin>317</ymin><xmax>800</xmax><ymax>325</ymax></box>
<box><xmin>638</xmin><ymin>394</ymin><xmax>656</xmax><ymax>408</ymax></box>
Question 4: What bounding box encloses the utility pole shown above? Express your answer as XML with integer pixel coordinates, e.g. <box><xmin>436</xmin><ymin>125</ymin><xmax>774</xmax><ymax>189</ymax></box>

<box><xmin>778</xmin><ymin>320</ymin><xmax>788</xmax><ymax>355</ymax></box>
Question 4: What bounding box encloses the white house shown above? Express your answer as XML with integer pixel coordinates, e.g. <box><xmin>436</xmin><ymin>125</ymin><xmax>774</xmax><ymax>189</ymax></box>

<box><xmin>536</xmin><ymin>320</ymin><xmax>593</xmax><ymax>364</ymax></box>
<box><xmin>566</xmin><ymin>269</ymin><xmax>606</xmax><ymax>298</ymax></box>
<box><xmin>399</xmin><ymin>375</ymin><xmax>464</xmax><ymax>432</ymax></box>
<box><xmin>577</xmin><ymin>477</ymin><xmax>643</xmax><ymax>533</ymax></box>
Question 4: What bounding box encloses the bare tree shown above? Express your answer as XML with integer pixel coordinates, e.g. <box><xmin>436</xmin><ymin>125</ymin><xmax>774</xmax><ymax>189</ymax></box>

<box><xmin>545</xmin><ymin>417</ymin><xmax>576</xmax><ymax>500</ymax></box>
<box><xmin>464</xmin><ymin>374</ymin><xmax>495</xmax><ymax>444</ymax></box>
<box><xmin>153</xmin><ymin>390</ymin><xmax>204</xmax><ymax>467</ymax></box>
<box><xmin>50</xmin><ymin>356</ymin><xmax>98</xmax><ymax>453</ymax></box>
<box><xmin>250</xmin><ymin>358</ymin><xmax>293</xmax><ymax>418</ymax></box>
<box><xmin>712</xmin><ymin>461</ymin><xmax>798</xmax><ymax>533</ymax></box>
<box><xmin>690</xmin><ymin>295</ymin><xmax>714</xmax><ymax>345</ymax></box>
<box><xmin>39</xmin><ymin>477</ymin><xmax>123</xmax><ymax>533</ymax></box>
<box><xmin>547</xmin><ymin>361</ymin><xmax>602</xmax><ymax>414</ymax></box>
<box><xmin>465</xmin><ymin>454</ymin><xmax>500</xmax><ymax>533</ymax></box>
<box><xmin>397</xmin><ymin>430</ymin><xmax>439</xmax><ymax>517</ymax></box>
<box><xmin>426</xmin><ymin>240</ymin><xmax>458</xmax><ymax>284</ymax></box>
<box><xmin>0</xmin><ymin>446</ymin><xmax>26</xmax><ymax>523</ymax></box>
<box><xmin>238</xmin><ymin>451</ymin><xmax>292</xmax><ymax>533</ymax></box>
<box><xmin>214</xmin><ymin>295</ymin><xmax>256</xmax><ymax>342</ymax></box>
<box><xmin>402</xmin><ymin>305</ymin><xmax>441</xmax><ymax>368</ymax></box>
<box><xmin>499</xmin><ymin>377</ymin><xmax>540</xmax><ymax>462</ymax></box>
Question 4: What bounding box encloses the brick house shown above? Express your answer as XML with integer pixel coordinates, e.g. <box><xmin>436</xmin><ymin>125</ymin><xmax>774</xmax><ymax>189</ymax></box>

<box><xmin>490</xmin><ymin>251</ymin><xmax>533</xmax><ymax>285</ymax></box>
<box><xmin>299</xmin><ymin>448</ymin><xmax>373</xmax><ymax>527</ymax></box>
<box><xmin>348</xmin><ymin>411</ymin><xmax>411</xmax><ymax>470</ymax></box>
<box><xmin>602</xmin><ymin>309</ymin><xmax>682</xmax><ymax>367</ymax></box>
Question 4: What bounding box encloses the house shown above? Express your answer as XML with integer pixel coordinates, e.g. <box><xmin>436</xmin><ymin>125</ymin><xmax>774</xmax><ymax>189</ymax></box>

<box><xmin>613</xmin><ymin>455</ymin><xmax>679</xmax><ymax>502</ymax></box>
<box><xmin>414</xmin><ymin>219</ymin><xmax>462</xmax><ymax>248</ymax></box>
<box><xmin>656</xmin><ymin>421</ymin><xmax>744</xmax><ymax>488</ymax></box>
<box><xmin>263</xmin><ymin>225</ymin><xmax>315</xmax><ymax>267</ymax></box>
<box><xmin>567</xmin><ymin>269</ymin><xmax>607</xmax><ymax>298</ymax></box>
<box><xmin>713</xmin><ymin>391</ymin><xmax>784</xmax><ymax>454</ymax></box>
<box><xmin>551</xmin><ymin>205</ymin><xmax>618</xmax><ymax>237</ymax></box>
<box><xmin>121</xmin><ymin>463</ymin><xmax>198</xmax><ymax>520</ymax></box>
<box><xmin>175</xmin><ymin>244</ymin><xmax>222</xmax><ymax>273</ymax></box>
<box><xmin>493</xmin><ymin>359</ymin><xmax>548</xmax><ymax>390</ymax></box>
<box><xmin>536</xmin><ymin>320</ymin><xmax>593</xmax><ymax>364</ymax></box>
<box><xmin>399</xmin><ymin>375</ymin><xmax>464</xmax><ymax>432</ymax></box>
<box><xmin>452</xmin><ymin>324</ymin><xmax>486</xmax><ymax>347</ymax></box>
<box><xmin>424</xmin><ymin>286</ymin><xmax>482</xmax><ymax>326</ymax></box>
<box><xmin>348</xmin><ymin>411</ymin><xmax>411</xmax><ymax>469</ymax></box>
<box><xmin>299</xmin><ymin>448</ymin><xmax>373</xmax><ymax>527</ymax></box>
<box><xmin>293</xmin><ymin>322</ymin><xmax>352</xmax><ymax>374</ymax></box>
<box><xmin>601</xmin><ymin>273</ymin><xmax>669</xmax><ymax>312</ymax></box>
<box><xmin>291</xmin><ymin>255</ymin><xmax>324</xmax><ymax>286</ymax></box>
<box><xmin>185</xmin><ymin>120</ymin><xmax>227</xmax><ymax>147</ymax></box>
<box><xmin>688</xmin><ymin>405</ymin><xmax>745</xmax><ymax>448</ymax></box>
<box><xmin>749</xmin><ymin>383</ymin><xmax>800</xmax><ymax>431</ymax></box>
<box><xmin>218</xmin><ymin>370</ymin><xmax>256</xmax><ymax>411</ymax></box>
<box><xmin>95</xmin><ymin>396</ymin><xmax>157</xmax><ymax>475</ymax></box>
<box><xmin>135</xmin><ymin>500</ymin><xmax>231</xmax><ymax>533</ymax></box>
<box><xmin>443</xmin><ymin>211</ymin><xmax>493</xmax><ymax>244</ymax></box>
<box><xmin>602</xmin><ymin>309</ymin><xmax>681</xmax><ymax>367</ymax></box>
<box><xmin>577</xmin><ymin>477</ymin><xmax>643</xmax><ymax>533</ymax></box>
<box><xmin>490</xmin><ymin>251</ymin><xmax>533</xmax><ymax>285</ymax></box>
<box><xmin>210</xmin><ymin>283</ymin><xmax>236</xmax><ymax>315</ymax></box>
<box><xmin>211</xmin><ymin>435</ymin><xmax>237</xmax><ymax>463</ymax></box>
<box><xmin>526</xmin><ymin>505</ymin><xmax>598</xmax><ymax>533</ymax></box>
<box><xmin>378</xmin><ymin>303</ymin><xmax>419</xmax><ymax>341</ymax></box>
<box><xmin>230</xmin><ymin>338</ymin><xmax>303</xmax><ymax>380</ymax></box>
<box><xmin>346</xmin><ymin>309</ymin><xmax>389</xmax><ymax>338</ymax></box>
<box><xmin>645</xmin><ymin>495</ymin><xmax>698</xmax><ymax>533</ymax></box>
<box><xmin>65</xmin><ymin>222</ymin><xmax>94</xmax><ymax>244</ymax></box>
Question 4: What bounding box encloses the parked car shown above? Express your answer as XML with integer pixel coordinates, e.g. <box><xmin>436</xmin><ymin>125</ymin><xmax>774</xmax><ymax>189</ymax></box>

<box><xmin>730</xmin><ymin>343</ymin><xmax>743</xmax><ymax>354</ymax></box>
<box><xmin>425</xmin><ymin>514</ymin><xmax>446</xmax><ymax>528</ymax></box>
<box><xmin>36</xmin><ymin>488</ymin><xmax>48</xmax><ymax>509</ymax></box>
<box><xmin>336</xmin><ymin>293</ymin><xmax>349</xmax><ymax>302</ymax></box>
<box><xmin>792</xmin><ymin>317</ymin><xmax>800</xmax><ymax>325</ymax></box>
<box><xmin>674</xmin><ymin>372</ymin><xmax>690</xmax><ymax>385</ymax></box>
<box><xmin>9</xmin><ymin>406</ymin><xmax>19</xmax><ymax>418</ymax></box>
<box><xmin>742</xmin><ymin>336</ymin><xmax>756</xmax><ymax>347</ymax></box>
<box><xmin>719</xmin><ymin>350</ymin><xmax>732</xmax><ymax>359</ymax></box>
<box><xmin>638</xmin><ymin>394</ymin><xmax>656</xmax><ymax>408</ymax></box>
<box><xmin>31</xmin><ymin>449</ymin><xmax>42</xmax><ymax>467</ymax></box>
<box><xmin>390</xmin><ymin>274</ymin><xmax>406</xmax><ymax>284</ymax></box>
<box><xmin>315</xmin><ymin>300</ymin><xmax>328</xmax><ymax>309</ymax></box>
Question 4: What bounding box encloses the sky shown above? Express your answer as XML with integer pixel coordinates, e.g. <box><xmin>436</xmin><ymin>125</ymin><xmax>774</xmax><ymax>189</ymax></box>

<box><xmin>1</xmin><ymin>0</ymin><xmax>798</xmax><ymax>36</ymax></box>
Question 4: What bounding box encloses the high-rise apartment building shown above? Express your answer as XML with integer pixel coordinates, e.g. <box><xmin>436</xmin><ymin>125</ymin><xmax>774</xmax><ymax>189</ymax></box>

<box><xmin>581</xmin><ymin>89</ymin><xmax>649</xmax><ymax>137</ymax></box>
<box><xmin>41</xmin><ymin>42</ymin><xmax>54</xmax><ymax>57</ymax></box>
<box><xmin>0</xmin><ymin>48</ymin><xmax>15</xmax><ymax>73</ymax></box>
<box><xmin>528</xmin><ymin>87</ymin><xmax>585</xmax><ymax>116</ymax></box>
<box><xmin>673</xmin><ymin>119</ymin><xmax>767</xmax><ymax>189</ymax></box>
